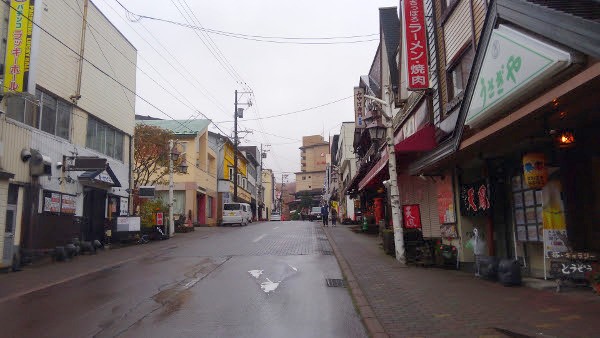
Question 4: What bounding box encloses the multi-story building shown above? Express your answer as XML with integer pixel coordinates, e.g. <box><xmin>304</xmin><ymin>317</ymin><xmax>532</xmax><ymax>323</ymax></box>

<box><xmin>207</xmin><ymin>132</ymin><xmax>251</xmax><ymax>224</ymax></box>
<box><xmin>295</xmin><ymin>135</ymin><xmax>329</xmax><ymax>204</ymax></box>
<box><xmin>239</xmin><ymin>145</ymin><xmax>262</xmax><ymax>220</ymax></box>
<box><xmin>261</xmin><ymin>168</ymin><xmax>275</xmax><ymax>220</ymax></box>
<box><xmin>0</xmin><ymin>0</ymin><xmax>136</xmax><ymax>268</ymax></box>
<box><xmin>336</xmin><ymin>122</ymin><xmax>358</xmax><ymax>221</ymax></box>
<box><xmin>135</xmin><ymin>119</ymin><xmax>218</xmax><ymax>227</ymax></box>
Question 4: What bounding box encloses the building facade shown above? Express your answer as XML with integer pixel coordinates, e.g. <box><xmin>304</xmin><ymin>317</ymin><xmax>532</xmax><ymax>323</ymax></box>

<box><xmin>261</xmin><ymin>168</ymin><xmax>275</xmax><ymax>220</ymax></box>
<box><xmin>295</xmin><ymin>135</ymin><xmax>329</xmax><ymax>204</ymax></box>
<box><xmin>207</xmin><ymin>132</ymin><xmax>251</xmax><ymax>224</ymax></box>
<box><xmin>0</xmin><ymin>0</ymin><xmax>136</xmax><ymax>268</ymax></box>
<box><xmin>135</xmin><ymin>119</ymin><xmax>218</xmax><ymax>227</ymax></box>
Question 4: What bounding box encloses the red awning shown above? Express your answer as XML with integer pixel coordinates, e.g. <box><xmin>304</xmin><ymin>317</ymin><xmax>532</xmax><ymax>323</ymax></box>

<box><xmin>358</xmin><ymin>151</ymin><xmax>389</xmax><ymax>191</ymax></box>
<box><xmin>395</xmin><ymin>124</ymin><xmax>437</xmax><ymax>153</ymax></box>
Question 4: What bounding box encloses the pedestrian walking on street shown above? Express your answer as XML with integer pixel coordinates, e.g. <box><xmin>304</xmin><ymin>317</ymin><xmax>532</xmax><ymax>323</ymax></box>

<box><xmin>321</xmin><ymin>204</ymin><xmax>329</xmax><ymax>226</ymax></box>
<box><xmin>331</xmin><ymin>209</ymin><xmax>337</xmax><ymax>226</ymax></box>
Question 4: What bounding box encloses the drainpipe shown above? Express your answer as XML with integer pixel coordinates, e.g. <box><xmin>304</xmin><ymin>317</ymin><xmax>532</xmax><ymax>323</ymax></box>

<box><xmin>73</xmin><ymin>0</ymin><xmax>89</xmax><ymax>104</ymax></box>
<box><xmin>128</xmin><ymin>134</ymin><xmax>133</xmax><ymax>214</ymax></box>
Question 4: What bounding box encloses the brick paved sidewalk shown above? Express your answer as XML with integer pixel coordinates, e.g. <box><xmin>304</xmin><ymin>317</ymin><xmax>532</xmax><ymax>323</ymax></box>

<box><xmin>325</xmin><ymin>225</ymin><xmax>600</xmax><ymax>338</ymax></box>
<box><xmin>0</xmin><ymin>228</ymin><xmax>216</xmax><ymax>303</ymax></box>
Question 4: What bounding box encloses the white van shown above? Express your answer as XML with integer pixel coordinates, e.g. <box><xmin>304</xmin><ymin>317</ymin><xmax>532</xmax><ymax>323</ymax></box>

<box><xmin>222</xmin><ymin>203</ymin><xmax>252</xmax><ymax>226</ymax></box>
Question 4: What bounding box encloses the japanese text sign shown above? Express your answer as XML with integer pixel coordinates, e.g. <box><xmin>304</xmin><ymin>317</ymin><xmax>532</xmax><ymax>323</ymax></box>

<box><xmin>4</xmin><ymin>0</ymin><xmax>35</xmax><ymax>93</ymax></box>
<box><xmin>466</xmin><ymin>25</ymin><xmax>571</xmax><ymax>127</ymax></box>
<box><xmin>354</xmin><ymin>87</ymin><xmax>365</xmax><ymax>129</ymax></box>
<box><xmin>402</xmin><ymin>0</ymin><xmax>429</xmax><ymax>90</ymax></box>
<box><xmin>459</xmin><ymin>181</ymin><xmax>490</xmax><ymax>216</ymax></box>
<box><xmin>156</xmin><ymin>212</ymin><xmax>164</xmax><ymax>226</ymax></box>
<box><xmin>402</xmin><ymin>204</ymin><xmax>422</xmax><ymax>229</ymax></box>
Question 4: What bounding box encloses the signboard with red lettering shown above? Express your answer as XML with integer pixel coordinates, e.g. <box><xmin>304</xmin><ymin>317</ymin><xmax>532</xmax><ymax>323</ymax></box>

<box><xmin>156</xmin><ymin>212</ymin><xmax>164</xmax><ymax>226</ymax></box>
<box><xmin>402</xmin><ymin>0</ymin><xmax>429</xmax><ymax>90</ymax></box>
<box><xmin>402</xmin><ymin>204</ymin><xmax>422</xmax><ymax>229</ymax></box>
<box><xmin>460</xmin><ymin>181</ymin><xmax>490</xmax><ymax>216</ymax></box>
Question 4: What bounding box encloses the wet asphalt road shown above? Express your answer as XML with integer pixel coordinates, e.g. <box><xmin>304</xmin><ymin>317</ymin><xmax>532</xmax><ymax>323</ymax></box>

<box><xmin>0</xmin><ymin>221</ymin><xmax>367</xmax><ymax>338</ymax></box>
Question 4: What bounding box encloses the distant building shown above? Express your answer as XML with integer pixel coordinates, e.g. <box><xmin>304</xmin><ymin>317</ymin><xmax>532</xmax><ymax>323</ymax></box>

<box><xmin>295</xmin><ymin>135</ymin><xmax>329</xmax><ymax>205</ymax></box>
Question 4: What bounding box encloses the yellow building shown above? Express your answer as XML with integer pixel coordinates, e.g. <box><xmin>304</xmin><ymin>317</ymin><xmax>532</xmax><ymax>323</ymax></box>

<box><xmin>136</xmin><ymin>119</ymin><xmax>218</xmax><ymax>226</ymax></box>
<box><xmin>208</xmin><ymin>132</ymin><xmax>252</xmax><ymax>224</ymax></box>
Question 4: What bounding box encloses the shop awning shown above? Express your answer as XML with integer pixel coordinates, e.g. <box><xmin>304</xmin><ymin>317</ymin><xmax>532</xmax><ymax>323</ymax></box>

<box><xmin>78</xmin><ymin>165</ymin><xmax>121</xmax><ymax>187</ymax></box>
<box><xmin>358</xmin><ymin>152</ymin><xmax>389</xmax><ymax>191</ymax></box>
<box><xmin>395</xmin><ymin>124</ymin><xmax>437</xmax><ymax>153</ymax></box>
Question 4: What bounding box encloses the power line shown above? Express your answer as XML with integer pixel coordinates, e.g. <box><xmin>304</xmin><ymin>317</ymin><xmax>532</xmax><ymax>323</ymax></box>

<box><xmin>99</xmin><ymin>0</ymin><xmax>230</xmax><ymax>116</ymax></box>
<box><xmin>1</xmin><ymin>0</ymin><xmax>210</xmax><ymax>136</ymax></box>
<box><xmin>218</xmin><ymin>95</ymin><xmax>352</xmax><ymax>123</ymax></box>
<box><xmin>113</xmin><ymin>0</ymin><xmax>379</xmax><ymax>44</ymax></box>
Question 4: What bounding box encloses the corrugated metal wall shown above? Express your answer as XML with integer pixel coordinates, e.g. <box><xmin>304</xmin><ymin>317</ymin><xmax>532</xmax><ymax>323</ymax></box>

<box><xmin>398</xmin><ymin>175</ymin><xmax>441</xmax><ymax>238</ymax></box>
<box><xmin>444</xmin><ymin>0</ymin><xmax>473</xmax><ymax>64</ymax></box>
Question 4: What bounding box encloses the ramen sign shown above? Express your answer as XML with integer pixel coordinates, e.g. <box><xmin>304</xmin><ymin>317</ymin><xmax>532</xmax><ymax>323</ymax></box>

<box><xmin>402</xmin><ymin>0</ymin><xmax>429</xmax><ymax>90</ymax></box>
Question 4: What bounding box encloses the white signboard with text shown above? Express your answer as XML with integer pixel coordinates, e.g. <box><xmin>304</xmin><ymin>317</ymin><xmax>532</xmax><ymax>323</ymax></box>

<box><xmin>466</xmin><ymin>25</ymin><xmax>572</xmax><ymax>128</ymax></box>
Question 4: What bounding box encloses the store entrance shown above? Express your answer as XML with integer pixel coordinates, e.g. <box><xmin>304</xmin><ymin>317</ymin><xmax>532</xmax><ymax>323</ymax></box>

<box><xmin>83</xmin><ymin>188</ymin><xmax>107</xmax><ymax>242</ymax></box>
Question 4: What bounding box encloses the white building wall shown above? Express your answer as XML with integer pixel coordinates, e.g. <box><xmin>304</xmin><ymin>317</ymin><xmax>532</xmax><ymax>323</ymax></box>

<box><xmin>36</xmin><ymin>0</ymin><xmax>136</xmax><ymax>136</ymax></box>
<box><xmin>79</xmin><ymin>3</ymin><xmax>136</xmax><ymax>136</ymax></box>
<box><xmin>36</xmin><ymin>0</ymin><xmax>81</xmax><ymax>101</ymax></box>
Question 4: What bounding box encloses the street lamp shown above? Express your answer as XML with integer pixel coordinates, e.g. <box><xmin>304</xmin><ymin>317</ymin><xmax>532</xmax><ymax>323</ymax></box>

<box><xmin>364</xmin><ymin>88</ymin><xmax>406</xmax><ymax>266</ymax></box>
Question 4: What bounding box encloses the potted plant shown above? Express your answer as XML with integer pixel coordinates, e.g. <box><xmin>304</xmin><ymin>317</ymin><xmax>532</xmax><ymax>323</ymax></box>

<box><xmin>586</xmin><ymin>262</ymin><xmax>600</xmax><ymax>295</ymax></box>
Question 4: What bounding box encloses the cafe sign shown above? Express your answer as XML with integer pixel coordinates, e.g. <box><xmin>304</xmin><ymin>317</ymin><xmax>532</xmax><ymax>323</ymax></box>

<box><xmin>466</xmin><ymin>25</ymin><xmax>572</xmax><ymax>128</ymax></box>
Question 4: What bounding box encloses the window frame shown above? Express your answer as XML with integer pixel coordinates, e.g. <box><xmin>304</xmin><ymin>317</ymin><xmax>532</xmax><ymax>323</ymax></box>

<box><xmin>86</xmin><ymin>116</ymin><xmax>124</xmax><ymax>161</ymax></box>
<box><xmin>445</xmin><ymin>43</ymin><xmax>474</xmax><ymax>112</ymax></box>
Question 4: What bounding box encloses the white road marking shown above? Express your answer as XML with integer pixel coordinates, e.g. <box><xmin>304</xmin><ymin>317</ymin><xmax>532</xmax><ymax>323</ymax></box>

<box><xmin>253</xmin><ymin>234</ymin><xmax>267</xmax><ymax>243</ymax></box>
<box><xmin>260</xmin><ymin>278</ymin><xmax>280</xmax><ymax>293</ymax></box>
<box><xmin>273</xmin><ymin>227</ymin><xmax>279</xmax><ymax>229</ymax></box>
<box><xmin>248</xmin><ymin>270</ymin><xmax>263</xmax><ymax>279</ymax></box>
<box><xmin>288</xmin><ymin>264</ymin><xmax>298</xmax><ymax>272</ymax></box>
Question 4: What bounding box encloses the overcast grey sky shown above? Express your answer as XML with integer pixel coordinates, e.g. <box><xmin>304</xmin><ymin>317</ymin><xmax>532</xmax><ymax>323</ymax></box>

<box><xmin>94</xmin><ymin>0</ymin><xmax>398</xmax><ymax>178</ymax></box>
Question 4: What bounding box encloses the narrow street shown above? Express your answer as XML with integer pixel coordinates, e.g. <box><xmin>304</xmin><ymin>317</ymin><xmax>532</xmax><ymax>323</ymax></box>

<box><xmin>0</xmin><ymin>222</ymin><xmax>366</xmax><ymax>338</ymax></box>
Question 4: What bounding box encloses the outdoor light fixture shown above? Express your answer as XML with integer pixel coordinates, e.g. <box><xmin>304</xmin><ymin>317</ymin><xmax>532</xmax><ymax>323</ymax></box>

<box><xmin>170</xmin><ymin>144</ymin><xmax>181</xmax><ymax>161</ymax></box>
<box><xmin>178</xmin><ymin>160</ymin><xmax>189</xmax><ymax>174</ymax></box>
<box><xmin>556</xmin><ymin>130</ymin><xmax>575</xmax><ymax>148</ymax></box>
<box><xmin>368</xmin><ymin>125</ymin><xmax>386</xmax><ymax>141</ymax></box>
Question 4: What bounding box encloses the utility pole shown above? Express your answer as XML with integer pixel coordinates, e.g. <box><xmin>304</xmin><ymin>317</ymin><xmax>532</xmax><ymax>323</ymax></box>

<box><xmin>234</xmin><ymin>90</ymin><xmax>239</xmax><ymax>202</ymax></box>
<box><xmin>364</xmin><ymin>87</ymin><xmax>405</xmax><ymax>265</ymax></box>
<box><xmin>168</xmin><ymin>139</ymin><xmax>174</xmax><ymax>237</ymax></box>
<box><xmin>233</xmin><ymin>90</ymin><xmax>252</xmax><ymax>203</ymax></box>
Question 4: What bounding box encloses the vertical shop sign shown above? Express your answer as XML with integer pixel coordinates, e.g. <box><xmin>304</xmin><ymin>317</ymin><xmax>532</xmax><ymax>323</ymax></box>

<box><xmin>402</xmin><ymin>204</ymin><xmax>422</xmax><ymax>229</ymax></box>
<box><xmin>402</xmin><ymin>0</ymin><xmax>429</xmax><ymax>90</ymax></box>
<box><xmin>4</xmin><ymin>0</ymin><xmax>35</xmax><ymax>93</ymax></box>
<box><xmin>460</xmin><ymin>181</ymin><xmax>490</xmax><ymax>216</ymax></box>
<box><xmin>542</xmin><ymin>172</ymin><xmax>568</xmax><ymax>258</ymax></box>
<box><xmin>354</xmin><ymin>87</ymin><xmax>365</xmax><ymax>129</ymax></box>
<box><xmin>156</xmin><ymin>212</ymin><xmax>164</xmax><ymax>226</ymax></box>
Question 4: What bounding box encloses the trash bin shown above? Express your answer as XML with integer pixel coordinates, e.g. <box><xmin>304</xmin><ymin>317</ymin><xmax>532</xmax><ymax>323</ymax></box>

<box><xmin>477</xmin><ymin>255</ymin><xmax>499</xmax><ymax>280</ymax></box>
<box><xmin>498</xmin><ymin>259</ymin><xmax>522</xmax><ymax>286</ymax></box>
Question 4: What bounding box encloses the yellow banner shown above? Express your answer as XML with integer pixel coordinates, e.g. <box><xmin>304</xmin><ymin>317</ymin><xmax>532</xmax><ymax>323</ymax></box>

<box><xmin>4</xmin><ymin>0</ymin><xmax>34</xmax><ymax>93</ymax></box>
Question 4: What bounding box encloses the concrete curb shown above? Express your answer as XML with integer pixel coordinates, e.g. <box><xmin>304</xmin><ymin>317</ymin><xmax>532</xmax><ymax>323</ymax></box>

<box><xmin>323</xmin><ymin>226</ymin><xmax>390</xmax><ymax>338</ymax></box>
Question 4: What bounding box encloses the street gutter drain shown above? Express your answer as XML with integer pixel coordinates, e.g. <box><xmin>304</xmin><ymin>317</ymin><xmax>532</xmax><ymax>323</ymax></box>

<box><xmin>326</xmin><ymin>279</ymin><xmax>346</xmax><ymax>287</ymax></box>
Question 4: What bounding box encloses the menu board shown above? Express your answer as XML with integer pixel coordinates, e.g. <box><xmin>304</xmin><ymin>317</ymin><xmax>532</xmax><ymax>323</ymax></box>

<box><xmin>61</xmin><ymin>195</ymin><xmax>76</xmax><ymax>214</ymax></box>
<box><xmin>44</xmin><ymin>193</ymin><xmax>61</xmax><ymax>213</ymax></box>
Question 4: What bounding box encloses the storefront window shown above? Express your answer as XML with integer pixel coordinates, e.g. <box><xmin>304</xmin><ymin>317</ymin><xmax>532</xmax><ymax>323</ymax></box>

<box><xmin>447</xmin><ymin>47</ymin><xmax>474</xmax><ymax>102</ymax></box>
<box><xmin>512</xmin><ymin>174</ymin><xmax>543</xmax><ymax>242</ymax></box>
